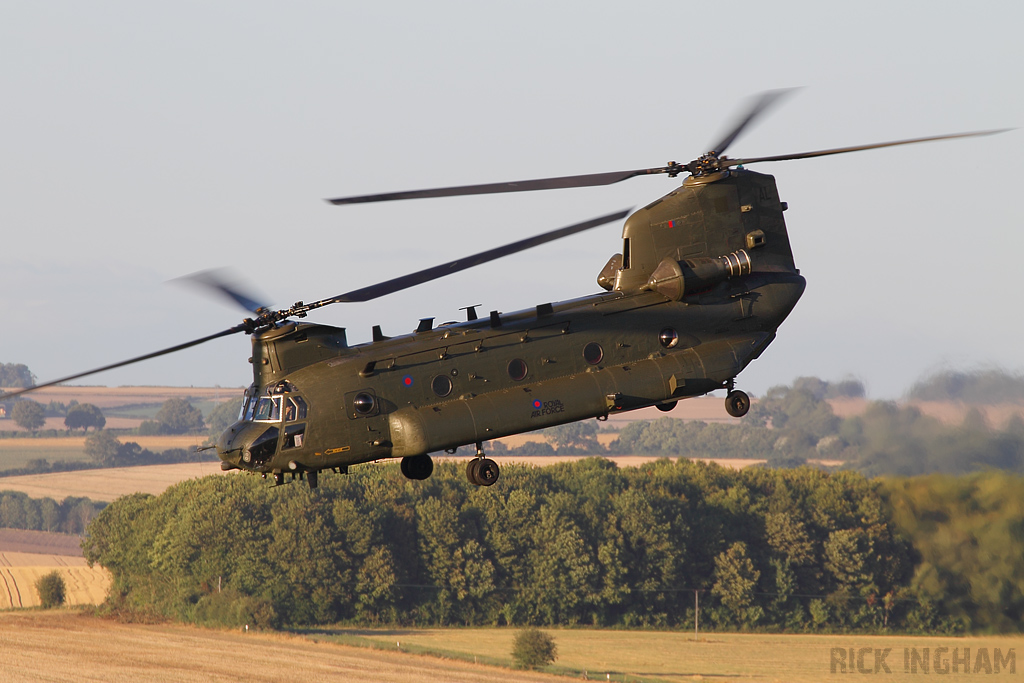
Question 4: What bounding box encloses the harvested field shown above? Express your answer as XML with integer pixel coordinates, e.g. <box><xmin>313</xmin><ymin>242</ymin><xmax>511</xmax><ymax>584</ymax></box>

<box><xmin>0</xmin><ymin>457</ymin><xmax>771</xmax><ymax>504</ymax></box>
<box><xmin>0</xmin><ymin>531</ymin><xmax>109</xmax><ymax>609</ymax></box>
<box><xmin>0</xmin><ymin>462</ymin><xmax>229</xmax><ymax>502</ymax></box>
<box><xmin>0</xmin><ymin>564</ymin><xmax>110</xmax><ymax>608</ymax></box>
<box><xmin>0</xmin><ymin>435</ymin><xmax>210</xmax><ymax>473</ymax></box>
<box><xmin>0</xmin><ymin>435</ymin><xmax>207</xmax><ymax>452</ymax></box>
<box><xmin>326</xmin><ymin>627</ymin><xmax>1024</xmax><ymax>683</ymax></box>
<box><xmin>0</xmin><ymin>612</ymin><xmax>563</xmax><ymax>683</ymax></box>
<box><xmin>0</xmin><ymin>529</ymin><xmax>84</xmax><ymax>556</ymax></box>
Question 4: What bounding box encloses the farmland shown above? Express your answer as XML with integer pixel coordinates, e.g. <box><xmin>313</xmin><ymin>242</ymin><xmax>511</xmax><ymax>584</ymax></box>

<box><xmin>0</xmin><ymin>435</ymin><xmax>209</xmax><ymax>472</ymax></box>
<box><xmin>317</xmin><ymin>627</ymin><xmax>1024</xmax><ymax>683</ymax></box>
<box><xmin>0</xmin><ymin>461</ymin><xmax>230</xmax><ymax>502</ymax></box>
<box><xmin>0</xmin><ymin>611</ymin><xmax>563</xmax><ymax>683</ymax></box>
<box><xmin>1</xmin><ymin>611</ymin><xmax>1021</xmax><ymax>683</ymax></box>
<box><xmin>0</xmin><ymin>530</ymin><xmax>110</xmax><ymax>609</ymax></box>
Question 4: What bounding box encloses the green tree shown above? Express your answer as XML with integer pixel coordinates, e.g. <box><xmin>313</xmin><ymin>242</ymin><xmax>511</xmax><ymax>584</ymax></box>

<box><xmin>11</xmin><ymin>400</ymin><xmax>45</xmax><ymax>431</ymax></box>
<box><xmin>511</xmin><ymin>627</ymin><xmax>557</xmax><ymax>669</ymax></box>
<box><xmin>35</xmin><ymin>571</ymin><xmax>66</xmax><ymax>608</ymax></box>
<box><xmin>64</xmin><ymin>403</ymin><xmax>106</xmax><ymax>432</ymax></box>
<box><xmin>85</xmin><ymin>430</ymin><xmax>121</xmax><ymax>466</ymax></box>
<box><xmin>543</xmin><ymin>421</ymin><xmax>604</xmax><ymax>453</ymax></box>
<box><xmin>0</xmin><ymin>363</ymin><xmax>35</xmax><ymax>388</ymax></box>
<box><xmin>712</xmin><ymin>541</ymin><xmax>760</xmax><ymax>624</ymax></box>
<box><xmin>154</xmin><ymin>398</ymin><xmax>204</xmax><ymax>434</ymax></box>
<box><xmin>206</xmin><ymin>399</ymin><xmax>239</xmax><ymax>438</ymax></box>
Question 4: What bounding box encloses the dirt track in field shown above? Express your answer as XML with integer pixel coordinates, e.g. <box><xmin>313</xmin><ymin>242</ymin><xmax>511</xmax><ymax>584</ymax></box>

<box><xmin>0</xmin><ymin>612</ymin><xmax>563</xmax><ymax>683</ymax></box>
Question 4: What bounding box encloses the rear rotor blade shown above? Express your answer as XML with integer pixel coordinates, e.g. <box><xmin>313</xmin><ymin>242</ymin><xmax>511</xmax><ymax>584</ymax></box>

<box><xmin>724</xmin><ymin>129</ymin><xmax>1010</xmax><ymax>167</ymax></box>
<box><xmin>328</xmin><ymin>209</ymin><xmax>631</xmax><ymax>303</ymax></box>
<box><xmin>0</xmin><ymin>325</ymin><xmax>249</xmax><ymax>400</ymax></box>
<box><xmin>706</xmin><ymin>88</ymin><xmax>797</xmax><ymax>156</ymax></box>
<box><xmin>326</xmin><ymin>169</ymin><xmax>675</xmax><ymax>205</ymax></box>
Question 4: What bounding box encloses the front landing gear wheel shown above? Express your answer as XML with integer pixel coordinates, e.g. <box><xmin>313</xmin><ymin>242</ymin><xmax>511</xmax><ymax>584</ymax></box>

<box><xmin>466</xmin><ymin>458</ymin><xmax>500</xmax><ymax>486</ymax></box>
<box><xmin>401</xmin><ymin>454</ymin><xmax>434</xmax><ymax>480</ymax></box>
<box><xmin>725</xmin><ymin>390</ymin><xmax>751</xmax><ymax>418</ymax></box>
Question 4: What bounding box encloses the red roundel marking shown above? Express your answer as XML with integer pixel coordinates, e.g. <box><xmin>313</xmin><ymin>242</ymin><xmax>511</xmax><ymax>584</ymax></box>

<box><xmin>532</xmin><ymin>399</ymin><xmax>542</xmax><ymax>409</ymax></box>
<box><xmin>402</xmin><ymin>375</ymin><xmax>414</xmax><ymax>387</ymax></box>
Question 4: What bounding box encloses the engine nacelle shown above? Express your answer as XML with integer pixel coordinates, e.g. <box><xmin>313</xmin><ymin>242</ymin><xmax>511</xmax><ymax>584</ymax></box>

<box><xmin>643</xmin><ymin>250</ymin><xmax>752</xmax><ymax>301</ymax></box>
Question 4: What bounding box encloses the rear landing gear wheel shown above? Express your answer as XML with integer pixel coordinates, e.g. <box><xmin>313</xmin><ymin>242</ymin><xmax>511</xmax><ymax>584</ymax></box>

<box><xmin>725</xmin><ymin>390</ymin><xmax>751</xmax><ymax>418</ymax></box>
<box><xmin>656</xmin><ymin>400</ymin><xmax>678</xmax><ymax>412</ymax></box>
<box><xmin>466</xmin><ymin>458</ymin><xmax>500</xmax><ymax>486</ymax></box>
<box><xmin>401</xmin><ymin>454</ymin><xmax>434</xmax><ymax>480</ymax></box>
<box><xmin>466</xmin><ymin>458</ymin><xmax>481</xmax><ymax>484</ymax></box>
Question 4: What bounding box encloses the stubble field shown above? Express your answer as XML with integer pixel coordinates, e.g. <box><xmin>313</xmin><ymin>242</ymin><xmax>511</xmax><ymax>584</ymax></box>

<box><xmin>2</xmin><ymin>611</ymin><xmax>1022</xmax><ymax>683</ymax></box>
<box><xmin>0</xmin><ymin>611</ymin><xmax>564</xmax><ymax>683</ymax></box>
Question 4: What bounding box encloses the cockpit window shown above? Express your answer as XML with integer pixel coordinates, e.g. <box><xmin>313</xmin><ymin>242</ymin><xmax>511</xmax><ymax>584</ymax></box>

<box><xmin>239</xmin><ymin>385</ymin><xmax>257</xmax><ymax>421</ymax></box>
<box><xmin>285</xmin><ymin>396</ymin><xmax>307</xmax><ymax>422</ymax></box>
<box><xmin>253</xmin><ymin>396</ymin><xmax>282</xmax><ymax>422</ymax></box>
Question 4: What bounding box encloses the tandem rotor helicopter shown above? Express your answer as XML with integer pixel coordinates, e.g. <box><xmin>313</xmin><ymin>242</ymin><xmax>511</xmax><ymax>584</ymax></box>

<box><xmin>4</xmin><ymin>91</ymin><xmax>1004</xmax><ymax>489</ymax></box>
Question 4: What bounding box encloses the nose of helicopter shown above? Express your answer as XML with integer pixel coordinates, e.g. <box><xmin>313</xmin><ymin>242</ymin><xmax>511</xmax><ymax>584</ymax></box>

<box><xmin>216</xmin><ymin>422</ymin><xmax>270</xmax><ymax>470</ymax></box>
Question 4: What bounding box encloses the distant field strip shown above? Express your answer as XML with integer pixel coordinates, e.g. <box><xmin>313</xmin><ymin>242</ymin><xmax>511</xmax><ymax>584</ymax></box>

<box><xmin>0</xmin><ymin>462</ymin><xmax>229</xmax><ymax>502</ymax></box>
<box><xmin>0</xmin><ymin>435</ymin><xmax>210</xmax><ymax>473</ymax></box>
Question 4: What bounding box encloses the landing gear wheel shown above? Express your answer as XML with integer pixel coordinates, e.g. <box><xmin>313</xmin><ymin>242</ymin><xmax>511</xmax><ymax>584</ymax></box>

<box><xmin>475</xmin><ymin>458</ymin><xmax>500</xmax><ymax>486</ymax></box>
<box><xmin>656</xmin><ymin>400</ymin><xmax>678</xmax><ymax>413</ymax></box>
<box><xmin>401</xmin><ymin>454</ymin><xmax>434</xmax><ymax>480</ymax></box>
<box><xmin>725</xmin><ymin>390</ymin><xmax>751</xmax><ymax>418</ymax></box>
<box><xmin>466</xmin><ymin>458</ymin><xmax>482</xmax><ymax>484</ymax></box>
<box><xmin>466</xmin><ymin>458</ymin><xmax>500</xmax><ymax>486</ymax></box>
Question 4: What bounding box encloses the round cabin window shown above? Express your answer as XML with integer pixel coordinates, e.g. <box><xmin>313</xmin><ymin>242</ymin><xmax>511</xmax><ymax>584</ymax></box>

<box><xmin>353</xmin><ymin>392</ymin><xmax>376</xmax><ymax>415</ymax></box>
<box><xmin>583</xmin><ymin>342</ymin><xmax>604</xmax><ymax>365</ymax></box>
<box><xmin>431</xmin><ymin>375</ymin><xmax>453</xmax><ymax>397</ymax></box>
<box><xmin>507</xmin><ymin>358</ymin><xmax>528</xmax><ymax>381</ymax></box>
<box><xmin>659</xmin><ymin>328</ymin><xmax>679</xmax><ymax>348</ymax></box>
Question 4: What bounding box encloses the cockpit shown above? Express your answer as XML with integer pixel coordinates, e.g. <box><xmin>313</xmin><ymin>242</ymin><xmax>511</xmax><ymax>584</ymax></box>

<box><xmin>235</xmin><ymin>382</ymin><xmax>311</xmax><ymax>464</ymax></box>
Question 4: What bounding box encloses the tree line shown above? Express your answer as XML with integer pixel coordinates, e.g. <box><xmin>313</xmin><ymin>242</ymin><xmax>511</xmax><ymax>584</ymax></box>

<box><xmin>0</xmin><ymin>490</ymin><xmax>105</xmax><ymax>534</ymax></box>
<box><xmin>504</xmin><ymin>377</ymin><xmax>1024</xmax><ymax>477</ymax></box>
<box><xmin>83</xmin><ymin>459</ymin><xmax>1012</xmax><ymax>634</ymax></box>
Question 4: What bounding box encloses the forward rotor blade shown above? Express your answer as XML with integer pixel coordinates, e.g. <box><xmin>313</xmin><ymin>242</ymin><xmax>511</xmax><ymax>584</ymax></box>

<box><xmin>176</xmin><ymin>269</ymin><xmax>269</xmax><ymax>314</ymax></box>
<box><xmin>724</xmin><ymin>129</ymin><xmax>1010</xmax><ymax>167</ymax></box>
<box><xmin>326</xmin><ymin>169</ymin><xmax>673</xmax><ymax>205</ymax></box>
<box><xmin>0</xmin><ymin>325</ymin><xmax>248</xmax><ymax>400</ymax></box>
<box><xmin>707</xmin><ymin>88</ymin><xmax>797</xmax><ymax>156</ymax></box>
<box><xmin>329</xmin><ymin>209</ymin><xmax>631</xmax><ymax>303</ymax></box>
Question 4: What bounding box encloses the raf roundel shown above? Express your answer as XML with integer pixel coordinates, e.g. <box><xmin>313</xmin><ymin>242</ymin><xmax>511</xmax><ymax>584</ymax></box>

<box><xmin>532</xmin><ymin>399</ymin><xmax>542</xmax><ymax>409</ymax></box>
<box><xmin>402</xmin><ymin>375</ymin><xmax>414</xmax><ymax>387</ymax></box>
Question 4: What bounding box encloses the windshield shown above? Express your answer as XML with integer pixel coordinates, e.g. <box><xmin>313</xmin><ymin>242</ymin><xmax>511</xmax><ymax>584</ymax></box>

<box><xmin>253</xmin><ymin>396</ymin><xmax>282</xmax><ymax>422</ymax></box>
<box><xmin>239</xmin><ymin>385</ymin><xmax>257</xmax><ymax>421</ymax></box>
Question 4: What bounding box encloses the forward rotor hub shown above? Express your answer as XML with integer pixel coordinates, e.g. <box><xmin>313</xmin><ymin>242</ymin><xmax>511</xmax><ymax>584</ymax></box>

<box><xmin>688</xmin><ymin>152</ymin><xmax>725</xmax><ymax>177</ymax></box>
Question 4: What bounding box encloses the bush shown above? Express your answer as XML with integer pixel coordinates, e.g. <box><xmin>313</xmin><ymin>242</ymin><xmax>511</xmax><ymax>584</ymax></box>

<box><xmin>138</xmin><ymin>420</ymin><xmax>167</xmax><ymax>436</ymax></box>
<box><xmin>36</xmin><ymin>571</ymin><xmax>66</xmax><ymax>608</ymax></box>
<box><xmin>511</xmin><ymin>627</ymin><xmax>557</xmax><ymax>669</ymax></box>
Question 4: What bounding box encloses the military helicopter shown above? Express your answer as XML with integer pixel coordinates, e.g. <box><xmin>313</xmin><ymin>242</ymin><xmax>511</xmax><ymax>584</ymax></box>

<box><xmin>3</xmin><ymin>91</ymin><xmax>1003</xmax><ymax>489</ymax></box>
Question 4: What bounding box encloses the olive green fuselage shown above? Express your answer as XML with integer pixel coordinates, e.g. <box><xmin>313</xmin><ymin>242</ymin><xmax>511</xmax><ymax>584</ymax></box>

<box><xmin>216</xmin><ymin>168</ymin><xmax>806</xmax><ymax>476</ymax></box>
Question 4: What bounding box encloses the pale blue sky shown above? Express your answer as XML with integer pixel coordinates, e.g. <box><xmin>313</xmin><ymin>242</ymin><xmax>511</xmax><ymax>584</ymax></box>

<box><xmin>2</xmin><ymin>1</ymin><xmax>1021</xmax><ymax>398</ymax></box>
